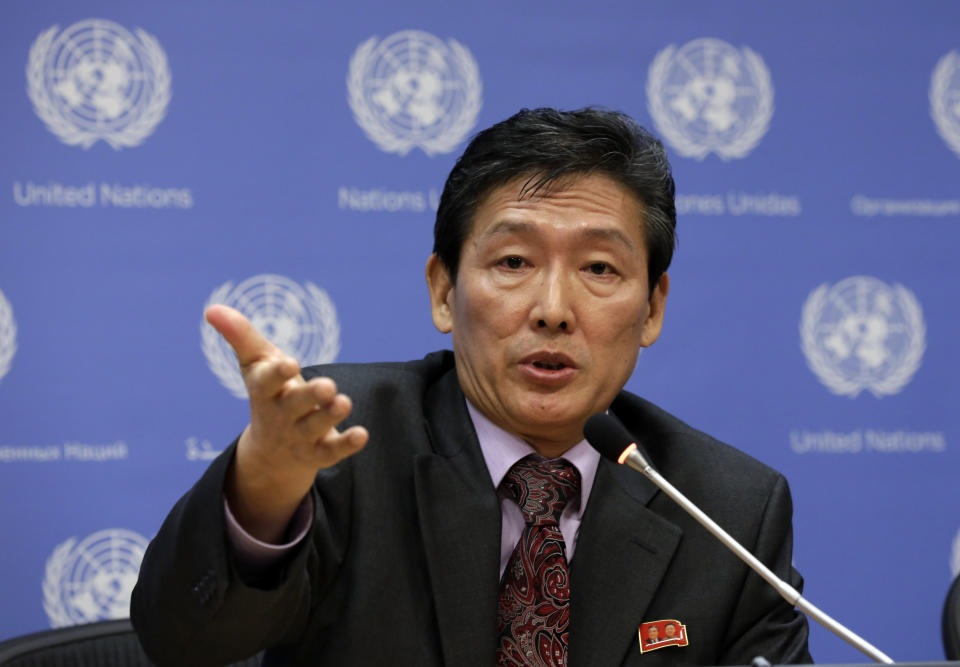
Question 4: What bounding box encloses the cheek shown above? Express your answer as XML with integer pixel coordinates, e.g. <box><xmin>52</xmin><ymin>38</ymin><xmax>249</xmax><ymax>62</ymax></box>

<box><xmin>591</xmin><ymin>299</ymin><xmax>649</xmax><ymax>343</ymax></box>
<box><xmin>450</xmin><ymin>295</ymin><xmax>507</xmax><ymax>362</ymax></box>
<box><xmin>458</xmin><ymin>285</ymin><xmax>529</xmax><ymax>338</ymax></box>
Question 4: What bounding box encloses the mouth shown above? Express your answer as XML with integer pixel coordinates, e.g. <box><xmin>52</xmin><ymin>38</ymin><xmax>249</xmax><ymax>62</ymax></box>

<box><xmin>532</xmin><ymin>361</ymin><xmax>567</xmax><ymax>371</ymax></box>
<box><xmin>520</xmin><ymin>352</ymin><xmax>577</xmax><ymax>372</ymax></box>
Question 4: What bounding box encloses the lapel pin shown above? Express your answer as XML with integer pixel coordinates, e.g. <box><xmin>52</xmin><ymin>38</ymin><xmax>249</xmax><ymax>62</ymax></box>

<box><xmin>638</xmin><ymin>619</ymin><xmax>689</xmax><ymax>653</ymax></box>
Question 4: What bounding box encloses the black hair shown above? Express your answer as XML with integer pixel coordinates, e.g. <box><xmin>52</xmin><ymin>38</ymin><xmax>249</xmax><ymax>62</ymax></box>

<box><xmin>433</xmin><ymin>107</ymin><xmax>677</xmax><ymax>289</ymax></box>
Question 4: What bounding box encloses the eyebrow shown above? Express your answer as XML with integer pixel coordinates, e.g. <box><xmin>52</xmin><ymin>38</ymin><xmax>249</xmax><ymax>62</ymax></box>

<box><xmin>482</xmin><ymin>220</ymin><xmax>637</xmax><ymax>251</ymax></box>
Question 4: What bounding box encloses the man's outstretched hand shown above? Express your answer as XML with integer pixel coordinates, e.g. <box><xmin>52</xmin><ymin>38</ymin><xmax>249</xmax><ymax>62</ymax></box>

<box><xmin>205</xmin><ymin>304</ymin><xmax>368</xmax><ymax>543</ymax></box>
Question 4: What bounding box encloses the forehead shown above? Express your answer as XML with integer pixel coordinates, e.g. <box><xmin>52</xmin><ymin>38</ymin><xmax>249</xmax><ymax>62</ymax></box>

<box><xmin>467</xmin><ymin>173</ymin><xmax>646</xmax><ymax>242</ymax></box>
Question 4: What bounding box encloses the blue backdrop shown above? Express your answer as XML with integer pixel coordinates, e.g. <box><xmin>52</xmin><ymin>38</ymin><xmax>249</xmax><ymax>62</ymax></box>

<box><xmin>2</xmin><ymin>1</ymin><xmax>959</xmax><ymax>662</ymax></box>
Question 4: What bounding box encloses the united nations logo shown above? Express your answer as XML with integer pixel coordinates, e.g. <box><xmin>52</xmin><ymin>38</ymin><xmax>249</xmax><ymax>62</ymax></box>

<box><xmin>0</xmin><ymin>288</ymin><xmax>16</xmax><ymax>383</ymax></box>
<box><xmin>43</xmin><ymin>528</ymin><xmax>149</xmax><ymax>627</ymax></box>
<box><xmin>800</xmin><ymin>276</ymin><xmax>925</xmax><ymax>398</ymax></box>
<box><xmin>27</xmin><ymin>19</ymin><xmax>171</xmax><ymax>149</ymax></box>
<box><xmin>202</xmin><ymin>274</ymin><xmax>341</xmax><ymax>399</ymax></box>
<box><xmin>930</xmin><ymin>50</ymin><xmax>960</xmax><ymax>160</ymax></box>
<box><xmin>347</xmin><ymin>30</ymin><xmax>482</xmax><ymax>156</ymax></box>
<box><xmin>647</xmin><ymin>38</ymin><xmax>773</xmax><ymax>160</ymax></box>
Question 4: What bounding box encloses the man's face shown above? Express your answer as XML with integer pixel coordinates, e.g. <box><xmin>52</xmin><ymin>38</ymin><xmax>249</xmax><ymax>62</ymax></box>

<box><xmin>427</xmin><ymin>173</ymin><xmax>668</xmax><ymax>456</ymax></box>
<box><xmin>648</xmin><ymin>626</ymin><xmax>659</xmax><ymax>640</ymax></box>
<box><xmin>664</xmin><ymin>624</ymin><xmax>676</xmax><ymax>638</ymax></box>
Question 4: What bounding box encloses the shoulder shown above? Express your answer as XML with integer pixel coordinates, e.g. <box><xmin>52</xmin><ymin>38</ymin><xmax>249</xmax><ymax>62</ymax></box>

<box><xmin>299</xmin><ymin>350</ymin><xmax>460</xmax><ymax>434</ymax></box>
<box><xmin>300</xmin><ymin>350</ymin><xmax>455</xmax><ymax>395</ymax></box>
<box><xmin>610</xmin><ymin>390</ymin><xmax>788</xmax><ymax>505</ymax></box>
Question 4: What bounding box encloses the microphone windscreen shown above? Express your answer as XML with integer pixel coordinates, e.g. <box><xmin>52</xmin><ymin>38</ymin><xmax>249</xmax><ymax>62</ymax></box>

<box><xmin>584</xmin><ymin>413</ymin><xmax>636</xmax><ymax>462</ymax></box>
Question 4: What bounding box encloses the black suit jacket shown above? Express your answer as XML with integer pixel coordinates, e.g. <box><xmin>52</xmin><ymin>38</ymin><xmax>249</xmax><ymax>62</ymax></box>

<box><xmin>132</xmin><ymin>351</ymin><xmax>811</xmax><ymax>666</ymax></box>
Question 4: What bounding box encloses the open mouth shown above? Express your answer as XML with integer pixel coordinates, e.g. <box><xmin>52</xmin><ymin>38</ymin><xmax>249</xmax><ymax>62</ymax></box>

<box><xmin>532</xmin><ymin>361</ymin><xmax>567</xmax><ymax>371</ymax></box>
<box><xmin>522</xmin><ymin>351</ymin><xmax>576</xmax><ymax>373</ymax></box>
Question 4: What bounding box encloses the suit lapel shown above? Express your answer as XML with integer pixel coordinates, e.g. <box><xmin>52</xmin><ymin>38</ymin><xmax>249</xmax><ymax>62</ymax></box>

<box><xmin>413</xmin><ymin>376</ymin><xmax>684</xmax><ymax>665</ymax></box>
<box><xmin>414</xmin><ymin>370</ymin><xmax>502</xmax><ymax>665</ymax></box>
<box><xmin>568</xmin><ymin>453</ymin><xmax>682</xmax><ymax>666</ymax></box>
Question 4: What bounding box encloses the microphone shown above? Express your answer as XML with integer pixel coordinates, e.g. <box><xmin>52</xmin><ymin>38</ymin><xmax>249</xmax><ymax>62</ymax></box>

<box><xmin>583</xmin><ymin>413</ymin><xmax>894</xmax><ymax>664</ymax></box>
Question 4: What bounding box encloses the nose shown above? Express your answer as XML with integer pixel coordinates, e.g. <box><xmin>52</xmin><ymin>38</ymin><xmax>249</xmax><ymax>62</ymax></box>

<box><xmin>531</xmin><ymin>271</ymin><xmax>574</xmax><ymax>333</ymax></box>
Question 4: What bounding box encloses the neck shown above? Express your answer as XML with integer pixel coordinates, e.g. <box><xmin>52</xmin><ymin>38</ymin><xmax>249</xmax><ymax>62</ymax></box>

<box><xmin>523</xmin><ymin>435</ymin><xmax>580</xmax><ymax>460</ymax></box>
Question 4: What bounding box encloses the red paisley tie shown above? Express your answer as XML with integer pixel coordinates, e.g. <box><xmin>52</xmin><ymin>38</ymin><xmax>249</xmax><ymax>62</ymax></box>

<box><xmin>497</xmin><ymin>457</ymin><xmax>581</xmax><ymax>667</ymax></box>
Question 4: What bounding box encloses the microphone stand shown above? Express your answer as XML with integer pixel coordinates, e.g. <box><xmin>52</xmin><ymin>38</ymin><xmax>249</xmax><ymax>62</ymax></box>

<box><xmin>618</xmin><ymin>444</ymin><xmax>894</xmax><ymax>664</ymax></box>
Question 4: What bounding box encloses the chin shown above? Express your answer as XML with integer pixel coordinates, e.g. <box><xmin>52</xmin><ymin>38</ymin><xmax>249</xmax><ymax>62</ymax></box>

<box><xmin>513</xmin><ymin>405</ymin><xmax>585</xmax><ymax>436</ymax></box>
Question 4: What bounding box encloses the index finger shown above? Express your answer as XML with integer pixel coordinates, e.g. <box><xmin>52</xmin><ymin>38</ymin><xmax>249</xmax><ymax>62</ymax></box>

<box><xmin>205</xmin><ymin>304</ymin><xmax>281</xmax><ymax>367</ymax></box>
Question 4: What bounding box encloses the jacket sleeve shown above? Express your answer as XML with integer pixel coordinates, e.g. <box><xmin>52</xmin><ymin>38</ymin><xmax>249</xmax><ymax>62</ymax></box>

<box><xmin>130</xmin><ymin>441</ymin><xmax>351</xmax><ymax>667</ymax></box>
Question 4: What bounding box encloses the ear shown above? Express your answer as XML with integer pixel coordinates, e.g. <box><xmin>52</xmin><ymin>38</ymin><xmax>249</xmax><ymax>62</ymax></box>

<box><xmin>639</xmin><ymin>272</ymin><xmax>669</xmax><ymax>347</ymax></box>
<box><xmin>425</xmin><ymin>254</ymin><xmax>454</xmax><ymax>333</ymax></box>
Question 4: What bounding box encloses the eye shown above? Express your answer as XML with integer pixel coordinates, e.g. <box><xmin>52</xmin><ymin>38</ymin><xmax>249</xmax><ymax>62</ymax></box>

<box><xmin>499</xmin><ymin>256</ymin><xmax>525</xmax><ymax>270</ymax></box>
<box><xmin>587</xmin><ymin>262</ymin><xmax>613</xmax><ymax>275</ymax></box>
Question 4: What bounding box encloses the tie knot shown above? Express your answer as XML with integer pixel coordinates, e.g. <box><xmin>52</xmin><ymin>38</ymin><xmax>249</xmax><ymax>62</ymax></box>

<box><xmin>501</xmin><ymin>457</ymin><xmax>581</xmax><ymax>525</ymax></box>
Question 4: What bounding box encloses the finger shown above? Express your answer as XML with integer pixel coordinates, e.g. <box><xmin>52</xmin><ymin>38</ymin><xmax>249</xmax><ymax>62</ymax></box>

<box><xmin>337</xmin><ymin>425</ymin><xmax>369</xmax><ymax>451</ymax></box>
<box><xmin>294</xmin><ymin>393</ymin><xmax>354</xmax><ymax>440</ymax></box>
<box><xmin>315</xmin><ymin>425</ymin><xmax>369</xmax><ymax>463</ymax></box>
<box><xmin>245</xmin><ymin>355</ymin><xmax>303</xmax><ymax>400</ymax></box>
<box><xmin>280</xmin><ymin>377</ymin><xmax>339</xmax><ymax>420</ymax></box>
<box><xmin>205</xmin><ymin>304</ymin><xmax>280</xmax><ymax>367</ymax></box>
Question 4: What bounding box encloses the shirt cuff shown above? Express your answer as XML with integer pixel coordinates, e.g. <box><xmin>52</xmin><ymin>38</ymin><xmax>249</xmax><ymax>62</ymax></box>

<box><xmin>223</xmin><ymin>494</ymin><xmax>313</xmax><ymax>571</ymax></box>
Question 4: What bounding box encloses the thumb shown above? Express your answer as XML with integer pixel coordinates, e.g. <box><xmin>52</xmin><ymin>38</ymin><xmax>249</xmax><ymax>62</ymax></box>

<box><xmin>205</xmin><ymin>304</ymin><xmax>280</xmax><ymax>367</ymax></box>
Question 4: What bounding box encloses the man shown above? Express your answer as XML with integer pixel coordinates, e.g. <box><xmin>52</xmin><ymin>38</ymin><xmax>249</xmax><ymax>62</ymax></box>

<box><xmin>645</xmin><ymin>625</ymin><xmax>661</xmax><ymax>645</ymax></box>
<box><xmin>132</xmin><ymin>108</ymin><xmax>812</xmax><ymax>666</ymax></box>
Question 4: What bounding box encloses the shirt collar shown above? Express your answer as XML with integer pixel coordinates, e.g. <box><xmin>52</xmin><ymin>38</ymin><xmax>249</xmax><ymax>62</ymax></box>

<box><xmin>465</xmin><ymin>399</ymin><xmax>600</xmax><ymax>514</ymax></box>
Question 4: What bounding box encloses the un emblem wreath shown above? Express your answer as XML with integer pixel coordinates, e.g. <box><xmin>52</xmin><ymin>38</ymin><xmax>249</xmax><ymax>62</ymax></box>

<box><xmin>27</xmin><ymin>19</ymin><xmax>172</xmax><ymax>150</ymax></box>
<box><xmin>43</xmin><ymin>529</ymin><xmax>149</xmax><ymax>627</ymax></box>
<box><xmin>347</xmin><ymin>30</ymin><xmax>482</xmax><ymax>156</ymax></box>
<box><xmin>800</xmin><ymin>277</ymin><xmax>925</xmax><ymax>398</ymax></box>
<box><xmin>202</xmin><ymin>274</ymin><xmax>341</xmax><ymax>399</ymax></box>
<box><xmin>930</xmin><ymin>50</ymin><xmax>960</xmax><ymax>160</ymax></box>
<box><xmin>0</xmin><ymin>289</ymin><xmax>16</xmax><ymax>383</ymax></box>
<box><xmin>647</xmin><ymin>38</ymin><xmax>773</xmax><ymax>161</ymax></box>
